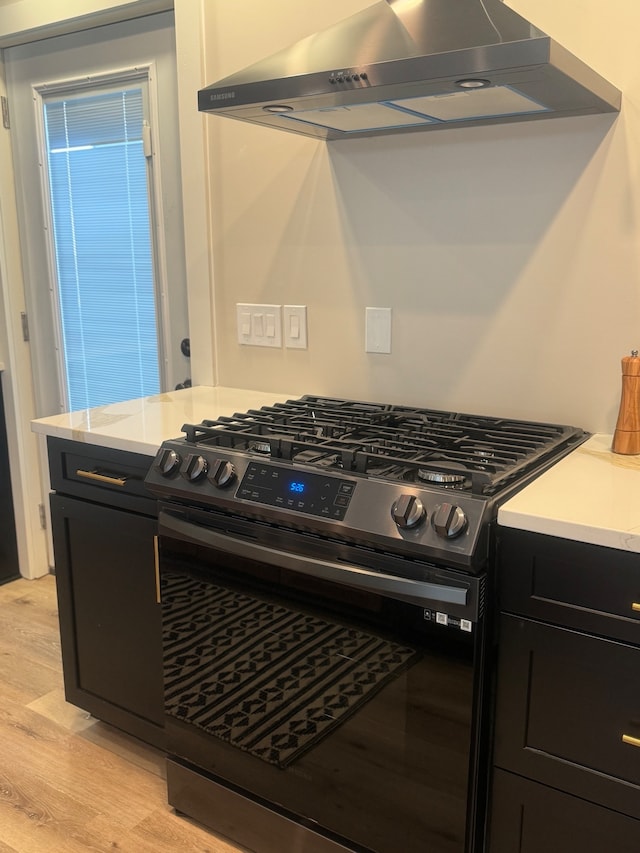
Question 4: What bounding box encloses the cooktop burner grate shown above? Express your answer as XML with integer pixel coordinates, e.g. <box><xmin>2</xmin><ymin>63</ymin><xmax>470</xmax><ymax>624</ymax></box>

<box><xmin>179</xmin><ymin>395</ymin><xmax>586</xmax><ymax>497</ymax></box>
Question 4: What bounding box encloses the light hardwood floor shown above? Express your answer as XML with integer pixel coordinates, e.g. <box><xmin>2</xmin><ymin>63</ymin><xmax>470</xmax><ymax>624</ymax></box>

<box><xmin>0</xmin><ymin>575</ymin><xmax>248</xmax><ymax>853</ymax></box>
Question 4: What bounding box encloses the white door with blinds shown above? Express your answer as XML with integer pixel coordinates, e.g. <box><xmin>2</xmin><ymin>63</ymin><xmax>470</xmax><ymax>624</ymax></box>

<box><xmin>6</xmin><ymin>12</ymin><xmax>189</xmax><ymax>415</ymax></box>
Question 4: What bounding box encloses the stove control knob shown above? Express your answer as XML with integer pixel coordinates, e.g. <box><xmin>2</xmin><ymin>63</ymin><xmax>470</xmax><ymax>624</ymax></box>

<box><xmin>391</xmin><ymin>494</ymin><xmax>426</xmax><ymax>530</ymax></box>
<box><xmin>432</xmin><ymin>503</ymin><xmax>467</xmax><ymax>539</ymax></box>
<box><xmin>209</xmin><ymin>459</ymin><xmax>236</xmax><ymax>489</ymax></box>
<box><xmin>157</xmin><ymin>448</ymin><xmax>181</xmax><ymax>477</ymax></box>
<box><xmin>181</xmin><ymin>454</ymin><xmax>209</xmax><ymax>482</ymax></box>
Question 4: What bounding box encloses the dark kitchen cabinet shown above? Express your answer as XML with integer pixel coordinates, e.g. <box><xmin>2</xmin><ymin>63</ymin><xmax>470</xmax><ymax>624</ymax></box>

<box><xmin>487</xmin><ymin>528</ymin><xmax>640</xmax><ymax>852</ymax></box>
<box><xmin>489</xmin><ymin>769</ymin><xmax>640</xmax><ymax>853</ymax></box>
<box><xmin>0</xmin><ymin>378</ymin><xmax>20</xmax><ymax>585</ymax></box>
<box><xmin>48</xmin><ymin>437</ymin><xmax>164</xmax><ymax>748</ymax></box>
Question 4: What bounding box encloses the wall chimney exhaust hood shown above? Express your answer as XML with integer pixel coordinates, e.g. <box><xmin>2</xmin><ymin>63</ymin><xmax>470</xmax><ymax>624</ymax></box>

<box><xmin>198</xmin><ymin>0</ymin><xmax>621</xmax><ymax>141</ymax></box>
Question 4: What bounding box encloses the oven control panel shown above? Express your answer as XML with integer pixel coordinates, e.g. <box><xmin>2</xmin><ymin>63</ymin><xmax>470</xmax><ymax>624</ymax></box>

<box><xmin>237</xmin><ymin>462</ymin><xmax>356</xmax><ymax>520</ymax></box>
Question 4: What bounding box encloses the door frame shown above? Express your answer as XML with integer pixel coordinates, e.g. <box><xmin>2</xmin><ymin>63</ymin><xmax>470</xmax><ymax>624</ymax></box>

<box><xmin>0</xmin><ymin>55</ymin><xmax>48</xmax><ymax>580</ymax></box>
<box><xmin>0</xmin><ymin>1</ymin><xmax>216</xmax><ymax>578</ymax></box>
<box><xmin>6</xmin><ymin>12</ymin><xmax>190</xmax><ymax>416</ymax></box>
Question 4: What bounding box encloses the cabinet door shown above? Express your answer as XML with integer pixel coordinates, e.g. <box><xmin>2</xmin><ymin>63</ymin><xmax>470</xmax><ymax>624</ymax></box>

<box><xmin>489</xmin><ymin>769</ymin><xmax>640</xmax><ymax>853</ymax></box>
<box><xmin>51</xmin><ymin>493</ymin><xmax>164</xmax><ymax>746</ymax></box>
<box><xmin>494</xmin><ymin>615</ymin><xmax>640</xmax><ymax>819</ymax></box>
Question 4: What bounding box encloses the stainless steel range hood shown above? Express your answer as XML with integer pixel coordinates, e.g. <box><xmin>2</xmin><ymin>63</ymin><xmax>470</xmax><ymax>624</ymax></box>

<box><xmin>198</xmin><ymin>0</ymin><xmax>621</xmax><ymax>141</ymax></box>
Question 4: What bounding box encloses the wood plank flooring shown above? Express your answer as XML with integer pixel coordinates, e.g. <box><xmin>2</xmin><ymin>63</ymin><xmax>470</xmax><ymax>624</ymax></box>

<box><xmin>0</xmin><ymin>575</ymin><xmax>247</xmax><ymax>853</ymax></box>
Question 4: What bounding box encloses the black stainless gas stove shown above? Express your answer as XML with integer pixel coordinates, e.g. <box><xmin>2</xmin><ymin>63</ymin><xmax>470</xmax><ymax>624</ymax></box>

<box><xmin>145</xmin><ymin>396</ymin><xmax>588</xmax><ymax>853</ymax></box>
<box><xmin>146</xmin><ymin>394</ymin><xmax>588</xmax><ymax>573</ymax></box>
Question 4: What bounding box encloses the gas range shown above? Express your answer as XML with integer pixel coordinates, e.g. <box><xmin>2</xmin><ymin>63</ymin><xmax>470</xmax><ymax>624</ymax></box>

<box><xmin>145</xmin><ymin>395</ymin><xmax>588</xmax><ymax>572</ymax></box>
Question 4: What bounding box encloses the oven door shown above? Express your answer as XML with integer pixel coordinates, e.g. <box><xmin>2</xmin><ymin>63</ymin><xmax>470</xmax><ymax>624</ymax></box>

<box><xmin>158</xmin><ymin>503</ymin><xmax>489</xmax><ymax>853</ymax></box>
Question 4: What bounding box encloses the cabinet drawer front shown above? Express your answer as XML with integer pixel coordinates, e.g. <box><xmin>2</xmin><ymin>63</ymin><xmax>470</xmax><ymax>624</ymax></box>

<box><xmin>488</xmin><ymin>769</ymin><xmax>640</xmax><ymax>853</ymax></box>
<box><xmin>48</xmin><ymin>436</ymin><xmax>156</xmax><ymax>514</ymax></box>
<box><xmin>499</xmin><ymin>529</ymin><xmax>640</xmax><ymax>644</ymax></box>
<box><xmin>494</xmin><ymin>615</ymin><xmax>640</xmax><ymax>818</ymax></box>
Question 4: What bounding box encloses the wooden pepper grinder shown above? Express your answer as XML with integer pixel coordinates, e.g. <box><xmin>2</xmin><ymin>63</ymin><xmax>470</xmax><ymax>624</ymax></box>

<box><xmin>612</xmin><ymin>350</ymin><xmax>640</xmax><ymax>454</ymax></box>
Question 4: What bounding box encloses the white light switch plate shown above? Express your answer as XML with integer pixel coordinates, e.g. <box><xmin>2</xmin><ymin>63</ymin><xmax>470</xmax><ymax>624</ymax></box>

<box><xmin>236</xmin><ymin>303</ymin><xmax>282</xmax><ymax>347</ymax></box>
<box><xmin>365</xmin><ymin>307</ymin><xmax>392</xmax><ymax>353</ymax></box>
<box><xmin>283</xmin><ymin>305</ymin><xmax>308</xmax><ymax>349</ymax></box>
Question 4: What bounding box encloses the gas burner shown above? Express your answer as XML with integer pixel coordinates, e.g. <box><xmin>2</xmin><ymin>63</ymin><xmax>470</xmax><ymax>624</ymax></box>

<box><xmin>469</xmin><ymin>447</ymin><xmax>495</xmax><ymax>466</ymax></box>
<box><xmin>417</xmin><ymin>463</ymin><xmax>468</xmax><ymax>489</ymax></box>
<box><xmin>246</xmin><ymin>430</ymin><xmax>299</xmax><ymax>455</ymax></box>
<box><xmin>250</xmin><ymin>440</ymin><xmax>272</xmax><ymax>454</ymax></box>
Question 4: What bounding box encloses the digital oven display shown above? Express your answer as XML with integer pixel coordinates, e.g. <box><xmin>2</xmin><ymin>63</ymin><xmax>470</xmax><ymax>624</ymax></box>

<box><xmin>237</xmin><ymin>462</ymin><xmax>356</xmax><ymax>520</ymax></box>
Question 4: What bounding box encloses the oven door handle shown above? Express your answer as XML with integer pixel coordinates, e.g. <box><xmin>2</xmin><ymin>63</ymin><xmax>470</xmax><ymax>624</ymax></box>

<box><xmin>159</xmin><ymin>511</ymin><xmax>469</xmax><ymax>611</ymax></box>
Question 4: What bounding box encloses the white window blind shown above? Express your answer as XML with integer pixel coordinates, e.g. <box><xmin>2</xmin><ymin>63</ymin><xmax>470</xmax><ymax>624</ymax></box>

<box><xmin>44</xmin><ymin>85</ymin><xmax>160</xmax><ymax>411</ymax></box>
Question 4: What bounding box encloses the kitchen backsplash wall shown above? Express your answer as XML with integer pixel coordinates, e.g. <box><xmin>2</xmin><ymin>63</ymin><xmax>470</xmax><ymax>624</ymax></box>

<box><xmin>204</xmin><ymin>0</ymin><xmax>640</xmax><ymax>434</ymax></box>
<box><xmin>1</xmin><ymin>1</ymin><xmax>637</xmax><ymax>435</ymax></box>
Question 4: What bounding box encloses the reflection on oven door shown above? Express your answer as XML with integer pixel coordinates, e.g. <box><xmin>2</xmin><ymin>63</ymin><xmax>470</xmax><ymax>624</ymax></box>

<box><xmin>163</xmin><ymin>570</ymin><xmax>418</xmax><ymax>767</ymax></box>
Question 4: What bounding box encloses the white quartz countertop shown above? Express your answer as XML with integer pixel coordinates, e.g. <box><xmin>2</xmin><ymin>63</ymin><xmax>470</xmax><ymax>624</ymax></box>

<box><xmin>31</xmin><ymin>386</ymin><xmax>297</xmax><ymax>456</ymax></box>
<box><xmin>498</xmin><ymin>434</ymin><xmax>640</xmax><ymax>552</ymax></box>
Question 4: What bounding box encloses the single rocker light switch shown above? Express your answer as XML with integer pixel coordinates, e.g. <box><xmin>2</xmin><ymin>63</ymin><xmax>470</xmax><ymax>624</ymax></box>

<box><xmin>284</xmin><ymin>305</ymin><xmax>307</xmax><ymax>349</ymax></box>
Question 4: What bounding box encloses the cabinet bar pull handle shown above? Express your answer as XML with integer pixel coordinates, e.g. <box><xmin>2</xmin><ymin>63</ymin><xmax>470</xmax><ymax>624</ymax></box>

<box><xmin>76</xmin><ymin>469</ymin><xmax>127</xmax><ymax>487</ymax></box>
<box><xmin>153</xmin><ymin>535</ymin><xmax>161</xmax><ymax>604</ymax></box>
<box><xmin>622</xmin><ymin>734</ymin><xmax>640</xmax><ymax>748</ymax></box>
<box><xmin>632</xmin><ymin>603</ymin><xmax>640</xmax><ymax>612</ymax></box>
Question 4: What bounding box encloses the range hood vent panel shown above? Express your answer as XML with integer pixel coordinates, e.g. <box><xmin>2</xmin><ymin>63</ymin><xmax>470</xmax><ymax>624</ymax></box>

<box><xmin>199</xmin><ymin>0</ymin><xmax>621</xmax><ymax>141</ymax></box>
